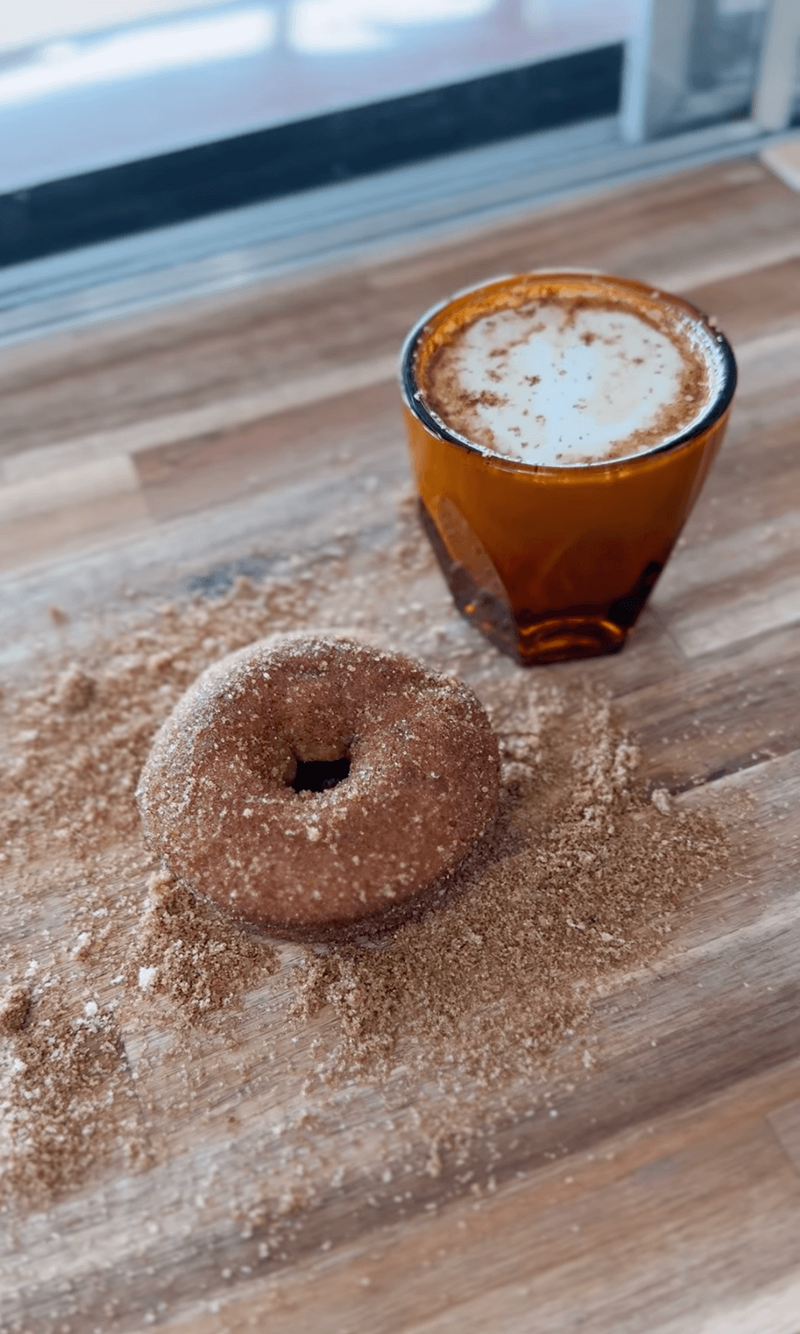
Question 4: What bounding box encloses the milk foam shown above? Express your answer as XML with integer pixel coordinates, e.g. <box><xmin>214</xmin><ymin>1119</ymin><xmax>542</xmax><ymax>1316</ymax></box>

<box><xmin>425</xmin><ymin>298</ymin><xmax>725</xmax><ymax>465</ymax></box>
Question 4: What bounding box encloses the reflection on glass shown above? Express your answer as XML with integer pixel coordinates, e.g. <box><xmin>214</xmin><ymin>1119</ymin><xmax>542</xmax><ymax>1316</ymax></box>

<box><xmin>287</xmin><ymin>0</ymin><xmax>496</xmax><ymax>54</ymax></box>
<box><xmin>625</xmin><ymin>0</ymin><xmax>770</xmax><ymax>139</ymax></box>
<box><xmin>0</xmin><ymin>2</ymin><xmax>228</xmax><ymax>56</ymax></box>
<box><xmin>0</xmin><ymin>7</ymin><xmax>276</xmax><ymax>106</ymax></box>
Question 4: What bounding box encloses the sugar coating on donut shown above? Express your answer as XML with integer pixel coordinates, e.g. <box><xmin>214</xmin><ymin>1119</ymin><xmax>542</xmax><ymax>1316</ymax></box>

<box><xmin>136</xmin><ymin>635</ymin><xmax>500</xmax><ymax>940</ymax></box>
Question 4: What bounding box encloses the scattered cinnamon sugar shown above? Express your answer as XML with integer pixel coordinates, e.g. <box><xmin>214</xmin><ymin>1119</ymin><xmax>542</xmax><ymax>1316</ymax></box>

<box><xmin>0</xmin><ymin>985</ymin><xmax>31</xmax><ymax>1036</ymax></box>
<box><xmin>0</xmin><ymin>572</ymin><xmax>331</xmax><ymax>869</ymax></box>
<box><xmin>127</xmin><ymin>871</ymin><xmax>279</xmax><ymax>1023</ymax></box>
<box><xmin>0</xmin><ymin>498</ymin><xmax>731</xmax><ymax>1220</ymax></box>
<box><xmin>55</xmin><ymin>663</ymin><xmax>96</xmax><ymax>714</ymax></box>
<box><xmin>0</xmin><ymin>985</ymin><xmax>146</xmax><ymax>1209</ymax></box>
<box><xmin>293</xmin><ymin>681</ymin><xmax>728</xmax><ymax>1087</ymax></box>
<box><xmin>1</xmin><ymin>570</ymin><xmax>324</xmax><ymax>1209</ymax></box>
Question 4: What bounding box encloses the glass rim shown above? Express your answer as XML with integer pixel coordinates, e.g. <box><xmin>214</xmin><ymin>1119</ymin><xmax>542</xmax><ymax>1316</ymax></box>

<box><xmin>399</xmin><ymin>270</ymin><xmax>738</xmax><ymax>473</ymax></box>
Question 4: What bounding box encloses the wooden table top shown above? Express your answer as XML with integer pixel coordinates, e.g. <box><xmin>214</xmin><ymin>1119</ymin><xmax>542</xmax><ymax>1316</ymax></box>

<box><xmin>1</xmin><ymin>154</ymin><xmax>799</xmax><ymax>1334</ymax></box>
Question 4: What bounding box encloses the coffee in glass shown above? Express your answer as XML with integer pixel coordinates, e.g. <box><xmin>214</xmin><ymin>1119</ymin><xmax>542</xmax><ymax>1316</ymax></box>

<box><xmin>400</xmin><ymin>271</ymin><xmax>736</xmax><ymax>665</ymax></box>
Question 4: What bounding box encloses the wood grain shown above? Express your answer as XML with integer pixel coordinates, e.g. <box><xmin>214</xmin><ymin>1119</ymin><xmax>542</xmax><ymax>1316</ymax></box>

<box><xmin>0</xmin><ymin>158</ymin><xmax>798</xmax><ymax>461</ymax></box>
<box><xmin>770</xmin><ymin>1098</ymin><xmax>800</xmax><ymax>1174</ymax></box>
<box><xmin>1</xmin><ymin>153</ymin><xmax>800</xmax><ymax>1334</ymax></box>
<box><xmin>160</xmin><ymin>1059</ymin><xmax>800</xmax><ymax>1334</ymax></box>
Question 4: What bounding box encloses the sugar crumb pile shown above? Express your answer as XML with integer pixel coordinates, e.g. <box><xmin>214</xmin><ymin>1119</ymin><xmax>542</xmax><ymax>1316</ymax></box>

<box><xmin>127</xmin><ymin>871</ymin><xmax>279</xmax><ymax>1023</ymax></box>
<box><xmin>0</xmin><ymin>984</ymin><xmax>146</xmax><ymax>1208</ymax></box>
<box><xmin>0</xmin><ymin>506</ymin><xmax>730</xmax><ymax>1224</ymax></box>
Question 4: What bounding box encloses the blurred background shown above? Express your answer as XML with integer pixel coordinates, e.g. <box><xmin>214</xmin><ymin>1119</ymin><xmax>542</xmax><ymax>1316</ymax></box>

<box><xmin>0</xmin><ymin>0</ymin><xmax>797</xmax><ymax>306</ymax></box>
<box><xmin>0</xmin><ymin>0</ymin><xmax>635</xmax><ymax>194</ymax></box>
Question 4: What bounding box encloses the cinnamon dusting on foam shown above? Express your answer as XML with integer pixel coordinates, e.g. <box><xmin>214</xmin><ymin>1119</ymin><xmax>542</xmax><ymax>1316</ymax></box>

<box><xmin>418</xmin><ymin>282</ymin><xmax>725</xmax><ymax>466</ymax></box>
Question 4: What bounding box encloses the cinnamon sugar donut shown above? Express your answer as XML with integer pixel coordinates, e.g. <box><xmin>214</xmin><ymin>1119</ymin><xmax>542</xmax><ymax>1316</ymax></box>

<box><xmin>136</xmin><ymin>635</ymin><xmax>499</xmax><ymax>940</ymax></box>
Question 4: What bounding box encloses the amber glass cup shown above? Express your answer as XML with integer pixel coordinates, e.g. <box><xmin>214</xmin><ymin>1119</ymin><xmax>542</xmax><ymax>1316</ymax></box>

<box><xmin>400</xmin><ymin>272</ymin><xmax>736</xmax><ymax>665</ymax></box>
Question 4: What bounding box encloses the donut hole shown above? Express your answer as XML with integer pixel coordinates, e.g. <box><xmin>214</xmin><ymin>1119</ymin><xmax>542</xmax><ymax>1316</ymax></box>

<box><xmin>290</xmin><ymin>752</ymin><xmax>351</xmax><ymax>794</ymax></box>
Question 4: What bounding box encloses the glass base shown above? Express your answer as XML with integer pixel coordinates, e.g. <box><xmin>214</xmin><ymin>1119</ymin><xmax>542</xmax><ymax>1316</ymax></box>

<box><xmin>419</xmin><ymin>499</ymin><xmax>637</xmax><ymax>665</ymax></box>
<box><xmin>516</xmin><ymin>617</ymin><xmax>626</xmax><ymax>664</ymax></box>
<box><xmin>461</xmin><ymin>594</ymin><xmax>628</xmax><ymax>664</ymax></box>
